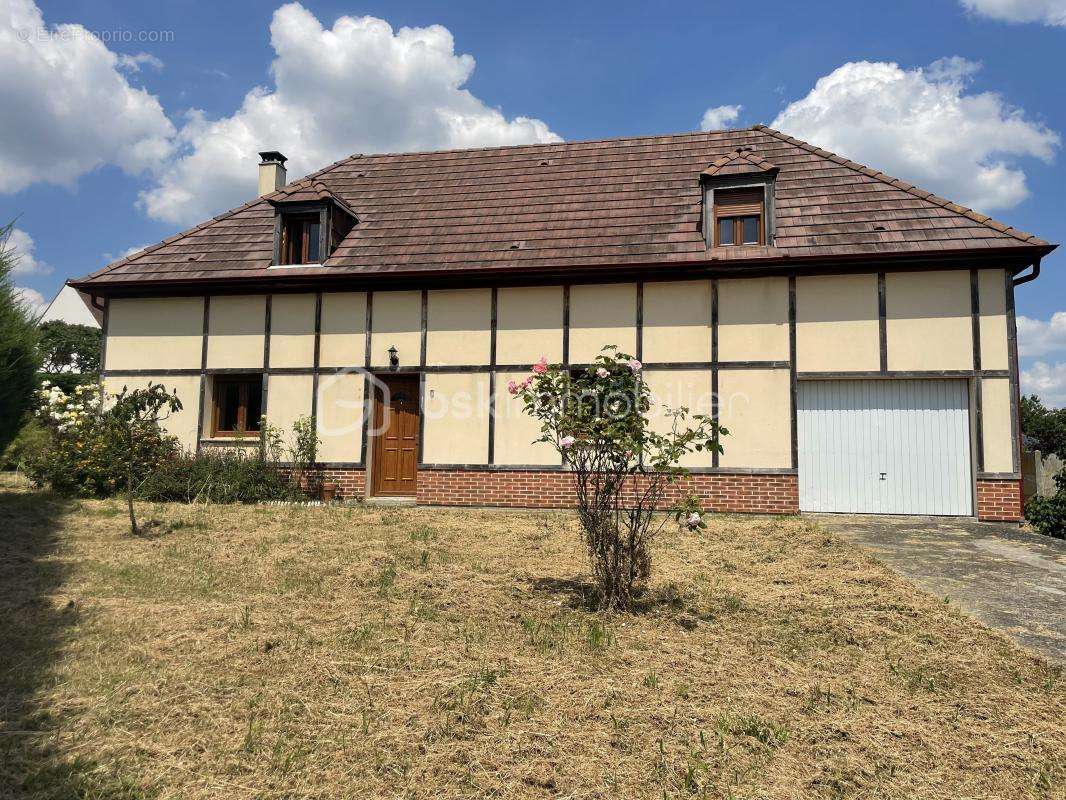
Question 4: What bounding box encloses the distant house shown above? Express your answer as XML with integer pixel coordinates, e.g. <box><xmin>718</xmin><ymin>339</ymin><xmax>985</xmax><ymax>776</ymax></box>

<box><xmin>40</xmin><ymin>284</ymin><xmax>101</xmax><ymax>328</ymax></box>
<box><xmin>69</xmin><ymin>126</ymin><xmax>1056</xmax><ymax>521</ymax></box>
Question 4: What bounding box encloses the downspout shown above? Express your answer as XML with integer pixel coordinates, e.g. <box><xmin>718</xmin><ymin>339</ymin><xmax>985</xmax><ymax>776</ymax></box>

<box><xmin>1008</xmin><ymin>258</ymin><xmax>1040</xmax><ymax>517</ymax></box>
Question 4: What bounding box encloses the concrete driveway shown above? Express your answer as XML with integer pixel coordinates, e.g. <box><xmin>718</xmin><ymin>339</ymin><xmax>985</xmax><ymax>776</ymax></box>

<box><xmin>809</xmin><ymin>515</ymin><xmax>1066</xmax><ymax>665</ymax></box>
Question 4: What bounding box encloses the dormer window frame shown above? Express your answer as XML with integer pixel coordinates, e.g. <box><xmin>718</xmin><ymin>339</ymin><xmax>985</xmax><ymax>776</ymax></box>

<box><xmin>272</xmin><ymin>202</ymin><xmax>328</xmax><ymax>267</ymax></box>
<box><xmin>270</xmin><ymin>200</ymin><xmax>355</xmax><ymax>267</ymax></box>
<box><xmin>702</xmin><ymin>174</ymin><xmax>777</xmax><ymax>250</ymax></box>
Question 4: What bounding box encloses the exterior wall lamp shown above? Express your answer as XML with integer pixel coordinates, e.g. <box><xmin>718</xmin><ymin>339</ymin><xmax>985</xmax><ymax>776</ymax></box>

<box><xmin>387</xmin><ymin>345</ymin><xmax>399</xmax><ymax>369</ymax></box>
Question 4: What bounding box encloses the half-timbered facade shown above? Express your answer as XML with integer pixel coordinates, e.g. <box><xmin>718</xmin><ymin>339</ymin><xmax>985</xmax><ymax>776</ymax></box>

<box><xmin>71</xmin><ymin>126</ymin><xmax>1055</xmax><ymax>520</ymax></box>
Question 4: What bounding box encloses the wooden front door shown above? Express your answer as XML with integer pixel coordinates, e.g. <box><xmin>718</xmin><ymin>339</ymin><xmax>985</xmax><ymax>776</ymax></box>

<box><xmin>371</xmin><ymin>376</ymin><xmax>420</xmax><ymax>496</ymax></box>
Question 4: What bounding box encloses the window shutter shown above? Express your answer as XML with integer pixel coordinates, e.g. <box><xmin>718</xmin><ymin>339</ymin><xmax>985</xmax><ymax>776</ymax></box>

<box><xmin>715</xmin><ymin>188</ymin><xmax>763</xmax><ymax>216</ymax></box>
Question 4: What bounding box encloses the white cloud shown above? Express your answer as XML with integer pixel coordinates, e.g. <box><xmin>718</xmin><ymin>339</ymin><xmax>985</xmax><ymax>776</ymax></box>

<box><xmin>771</xmin><ymin>58</ymin><xmax>1060</xmax><ymax>213</ymax></box>
<box><xmin>2</xmin><ymin>227</ymin><xmax>51</xmax><ymax>274</ymax></box>
<box><xmin>0</xmin><ymin>0</ymin><xmax>175</xmax><ymax>194</ymax></box>
<box><xmin>700</xmin><ymin>104</ymin><xmax>742</xmax><ymax>131</ymax></box>
<box><xmin>960</xmin><ymin>0</ymin><xmax>1066</xmax><ymax>26</ymax></box>
<box><xmin>139</xmin><ymin>3</ymin><xmax>560</xmax><ymax>225</ymax></box>
<box><xmin>13</xmin><ymin>286</ymin><xmax>47</xmax><ymax>317</ymax></box>
<box><xmin>1018</xmin><ymin>312</ymin><xmax>1066</xmax><ymax>357</ymax></box>
<box><xmin>116</xmin><ymin>52</ymin><xmax>164</xmax><ymax>72</ymax></box>
<box><xmin>1022</xmin><ymin>361</ymin><xmax>1066</xmax><ymax>407</ymax></box>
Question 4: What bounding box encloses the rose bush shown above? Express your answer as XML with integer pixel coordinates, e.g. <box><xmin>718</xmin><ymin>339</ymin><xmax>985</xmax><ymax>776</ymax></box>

<box><xmin>513</xmin><ymin>345</ymin><xmax>727</xmax><ymax>610</ymax></box>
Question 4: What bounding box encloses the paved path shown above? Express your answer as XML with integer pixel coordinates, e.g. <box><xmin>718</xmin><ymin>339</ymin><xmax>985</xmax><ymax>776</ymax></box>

<box><xmin>809</xmin><ymin>515</ymin><xmax>1066</xmax><ymax>665</ymax></box>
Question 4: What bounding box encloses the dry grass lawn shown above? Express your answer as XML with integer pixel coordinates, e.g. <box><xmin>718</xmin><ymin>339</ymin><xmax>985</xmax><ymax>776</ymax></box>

<box><xmin>0</xmin><ymin>474</ymin><xmax>1062</xmax><ymax>799</ymax></box>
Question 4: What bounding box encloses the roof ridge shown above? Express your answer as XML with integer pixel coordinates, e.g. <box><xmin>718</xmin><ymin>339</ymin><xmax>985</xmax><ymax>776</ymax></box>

<box><xmin>351</xmin><ymin>127</ymin><xmax>758</xmax><ymax>161</ymax></box>
<box><xmin>751</xmin><ymin>124</ymin><xmax>1047</xmax><ymax>246</ymax></box>
<box><xmin>78</xmin><ymin>155</ymin><xmax>365</xmax><ymax>282</ymax></box>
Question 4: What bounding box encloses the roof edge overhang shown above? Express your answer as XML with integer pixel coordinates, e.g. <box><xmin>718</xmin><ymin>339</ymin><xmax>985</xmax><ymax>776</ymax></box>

<box><xmin>69</xmin><ymin>243</ymin><xmax>1055</xmax><ymax>298</ymax></box>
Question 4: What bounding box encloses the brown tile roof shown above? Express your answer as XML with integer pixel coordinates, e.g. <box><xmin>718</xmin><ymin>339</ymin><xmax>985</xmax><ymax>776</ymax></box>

<box><xmin>73</xmin><ymin>125</ymin><xmax>1053</xmax><ymax>289</ymax></box>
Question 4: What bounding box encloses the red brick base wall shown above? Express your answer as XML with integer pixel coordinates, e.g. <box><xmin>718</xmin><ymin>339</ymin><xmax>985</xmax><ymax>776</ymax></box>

<box><xmin>314</xmin><ymin>466</ymin><xmax>797</xmax><ymax>514</ymax></box>
<box><xmin>318</xmin><ymin>466</ymin><xmax>366</xmax><ymax>499</ymax></box>
<box><xmin>976</xmin><ymin>479</ymin><xmax>1024</xmax><ymax>522</ymax></box>
<box><xmin>303</xmin><ymin>467</ymin><xmax>1017</xmax><ymax>522</ymax></box>
<box><xmin>413</xmin><ymin>469</ymin><xmax>799</xmax><ymax>514</ymax></box>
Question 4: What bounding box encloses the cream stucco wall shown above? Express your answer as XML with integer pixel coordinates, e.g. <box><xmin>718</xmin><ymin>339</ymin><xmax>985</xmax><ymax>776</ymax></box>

<box><xmin>370</xmin><ymin>290</ymin><xmax>421</xmax><ymax>369</ymax></box>
<box><xmin>316</xmin><ymin>372</ymin><xmax>364</xmax><ymax>462</ymax></box>
<box><xmin>269</xmin><ymin>294</ymin><xmax>316</xmax><ymax>368</ymax></box>
<box><xmin>319</xmin><ymin>292</ymin><xmax>367</xmax><ymax>367</ymax></box>
<box><xmin>492</xmin><ymin>371</ymin><xmax>561</xmax><ymax>465</ymax></box>
<box><xmin>978</xmin><ymin>269</ymin><xmax>1010</xmax><ymax>372</ymax></box>
<box><xmin>101</xmin><ymin>270</ymin><xmax>1015</xmax><ymax>476</ymax></box>
<box><xmin>265</xmin><ymin>374</ymin><xmax>314</xmax><ymax>453</ymax></box>
<box><xmin>569</xmin><ymin>283</ymin><xmax>637</xmax><ymax>363</ymax></box>
<box><xmin>421</xmin><ymin>372</ymin><xmax>490</xmax><ymax>464</ymax></box>
<box><xmin>717</xmin><ymin>369</ymin><xmax>792</xmax><ymax>468</ymax></box>
<box><xmin>643</xmin><ymin>369</ymin><xmax>715</xmax><ymax>467</ymax></box>
<box><xmin>106</xmin><ymin>297</ymin><xmax>203</xmax><ymax>370</ymax></box>
<box><xmin>981</xmin><ymin>377</ymin><xmax>1015</xmax><ymax>473</ymax></box>
<box><xmin>102</xmin><ymin>374</ymin><xmax>202</xmax><ymax>452</ymax></box>
<box><xmin>206</xmin><ymin>295</ymin><xmax>266</xmax><ymax>369</ymax></box>
<box><xmin>643</xmin><ymin>281</ymin><xmax>712</xmax><ymax>363</ymax></box>
<box><xmin>886</xmin><ymin>271</ymin><xmax>972</xmax><ymax>371</ymax></box>
<box><xmin>426</xmin><ymin>288</ymin><xmax>492</xmax><ymax>366</ymax></box>
<box><xmin>496</xmin><ymin>286</ymin><xmax>564</xmax><ymax>365</ymax></box>
<box><xmin>717</xmin><ymin>277</ymin><xmax>789</xmax><ymax>362</ymax></box>
<box><xmin>796</xmin><ymin>274</ymin><xmax>880</xmax><ymax>372</ymax></box>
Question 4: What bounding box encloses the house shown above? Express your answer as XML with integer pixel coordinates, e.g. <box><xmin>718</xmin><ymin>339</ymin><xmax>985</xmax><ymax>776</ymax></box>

<box><xmin>69</xmin><ymin>126</ymin><xmax>1055</xmax><ymax>521</ymax></box>
<box><xmin>39</xmin><ymin>284</ymin><xmax>101</xmax><ymax>328</ymax></box>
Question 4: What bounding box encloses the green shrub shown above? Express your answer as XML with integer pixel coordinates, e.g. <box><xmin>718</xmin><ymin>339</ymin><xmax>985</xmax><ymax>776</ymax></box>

<box><xmin>26</xmin><ymin>382</ymin><xmax>180</xmax><ymax>498</ymax></box>
<box><xmin>1</xmin><ymin>418</ymin><xmax>50</xmax><ymax>471</ymax></box>
<box><xmin>137</xmin><ymin>448</ymin><xmax>301</xmax><ymax>504</ymax></box>
<box><xmin>1025</xmin><ymin>471</ymin><xmax>1066</xmax><ymax>539</ymax></box>
<box><xmin>26</xmin><ymin>382</ymin><xmax>303</xmax><ymax>505</ymax></box>
<box><xmin>0</xmin><ymin>224</ymin><xmax>41</xmax><ymax>454</ymax></box>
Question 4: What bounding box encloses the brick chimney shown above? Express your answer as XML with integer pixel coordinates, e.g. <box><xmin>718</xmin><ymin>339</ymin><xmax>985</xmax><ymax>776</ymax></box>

<box><xmin>258</xmin><ymin>151</ymin><xmax>287</xmax><ymax>196</ymax></box>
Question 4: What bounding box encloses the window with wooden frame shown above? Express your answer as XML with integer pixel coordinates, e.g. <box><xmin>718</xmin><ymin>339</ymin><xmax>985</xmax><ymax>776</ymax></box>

<box><xmin>279</xmin><ymin>213</ymin><xmax>322</xmax><ymax>265</ymax></box>
<box><xmin>211</xmin><ymin>375</ymin><xmax>263</xmax><ymax>437</ymax></box>
<box><xmin>713</xmin><ymin>188</ymin><xmax>765</xmax><ymax>246</ymax></box>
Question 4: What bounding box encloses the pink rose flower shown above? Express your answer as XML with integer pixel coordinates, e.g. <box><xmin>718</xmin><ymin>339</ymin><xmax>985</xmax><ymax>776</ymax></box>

<box><xmin>532</xmin><ymin>356</ymin><xmax>548</xmax><ymax>375</ymax></box>
<box><xmin>596</xmin><ymin>367</ymin><xmax>609</xmax><ymax>378</ymax></box>
<box><xmin>521</xmin><ymin>376</ymin><xmax>534</xmax><ymax>389</ymax></box>
<box><xmin>627</xmin><ymin>358</ymin><xmax>642</xmax><ymax>373</ymax></box>
<box><xmin>560</xmin><ymin>435</ymin><xmax>576</xmax><ymax>448</ymax></box>
<box><xmin>507</xmin><ymin>380</ymin><xmax>519</xmax><ymax>395</ymax></box>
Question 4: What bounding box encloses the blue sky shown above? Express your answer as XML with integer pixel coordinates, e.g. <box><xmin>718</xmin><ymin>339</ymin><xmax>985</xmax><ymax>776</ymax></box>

<box><xmin>3</xmin><ymin>0</ymin><xmax>1065</xmax><ymax>401</ymax></box>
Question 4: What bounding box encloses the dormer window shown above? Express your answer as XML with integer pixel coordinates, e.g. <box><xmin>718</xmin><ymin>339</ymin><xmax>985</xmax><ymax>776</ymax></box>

<box><xmin>714</xmin><ymin>188</ymin><xmax>764</xmax><ymax>246</ymax></box>
<box><xmin>281</xmin><ymin>213</ymin><xmax>322</xmax><ymax>264</ymax></box>
<box><xmin>700</xmin><ymin>148</ymin><xmax>778</xmax><ymax>249</ymax></box>
<box><xmin>268</xmin><ymin>181</ymin><xmax>357</xmax><ymax>268</ymax></box>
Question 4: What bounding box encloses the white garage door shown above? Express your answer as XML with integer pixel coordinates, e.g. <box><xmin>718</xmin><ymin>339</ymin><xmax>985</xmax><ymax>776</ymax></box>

<box><xmin>798</xmin><ymin>379</ymin><xmax>973</xmax><ymax>516</ymax></box>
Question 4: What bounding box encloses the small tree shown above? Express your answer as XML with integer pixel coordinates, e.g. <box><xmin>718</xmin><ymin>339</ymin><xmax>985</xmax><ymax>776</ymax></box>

<box><xmin>38</xmin><ymin>319</ymin><xmax>101</xmax><ymax>394</ymax></box>
<box><xmin>1021</xmin><ymin>394</ymin><xmax>1066</xmax><ymax>460</ymax></box>
<box><xmin>107</xmin><ymin>383</ymin><xmax>182</xmax><ymax>535</ymax></box>
<box><xmin>513</xmin><ymin>346</ymin><xmax>726</xmax><ymax>610</ymax></box>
